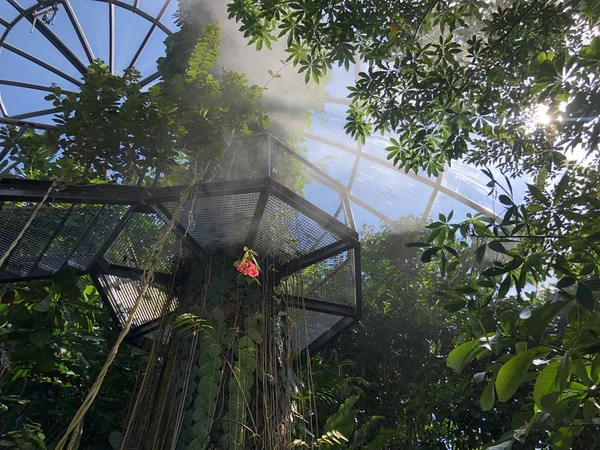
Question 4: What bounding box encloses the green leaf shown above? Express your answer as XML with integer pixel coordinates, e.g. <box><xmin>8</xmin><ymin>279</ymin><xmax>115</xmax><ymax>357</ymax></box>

<box><xmin>29</xmin><ymin>329</ymin><xmax>51</xmax><ymax>348</ymax></box>
<box><xmin>586</xmin><ymin>279</ymin><xmax>600</xmax><ymax>290</ymax></box>
<box><xmin>541</xmin><ymin>391</ymin><xmax>560</xmax><ymax>411</ymax></box>
<box><xmin>583</xmin><ymin>398</ymin><xmax>599</xmax><ymax>422</ymax></box>
<box><xmin>558</xmin><ymin>351</ymin><xmax>570</xmax><ymax>390</ymax></box>
<box><xmin>443</xmin><ymin>299</ymin><xmax>467</xmax><ymax>312</ymax></box>
<box><xmin>556</xmin><ymin>277</ymin><xmax>575</xmax><ymax>289</ymax></box>
<box><xmin>533</xmin><ymin>361</ymin><xmax>560</xmax><ymax>409</ymax></box>
<box><xmin>576</xmin><ymin>283</ymin><xmax>595</xmax><ymax>310</ymax></box>
<box><xmin>247</xmin><ymin>329</ymin><xmax>262</xmax><ymax>344</ymax></box>
<box><xmin>447</xmin><ymin>338</ymin><xmax>481</xmax><ymax>373</ymax></box>
<box><xmin>523</xmin><ymin>301</ymin><xmax>566</xmax><ymax>340</ymax></box>
<box><xmin>526</xmin><ymin>183</ymin><xmax>549</xmax><ymax>205</ymax></box>
<box><xmin>480</xmin><ymin>379</ymin><xmax>495</xmax><ymax>411</ymax></box>
<box><xmin>500</xmin><ymin>310</ymin><xmax>518</xmax><ymax>334</ymax></box>
<box><xmin>109</xmin><ymin>430</ymin><xmax>122</xmax><ymax>449</ymax></box>
<box><xmin>32</xmin><ymin>294</ymin><xmax>52</xmax><ymax>312</ymax></box>
<box><xmin>554</xmin><ymin>171</ymin><xmax>570</xmax><ymax>203</ymax></box>
<box><xmin>536</xmin><ymin>52</ymin><xmax>547</xmax><ymax>63</ymax></box>
<box><xmin>453</xmin><ymin>284</ymin><xmax>478</xmax><ymax>295</ymax></box>
<box><xmin>406</xmin><ymin>242</ymin><xmax>430</xmax><ymax>248</ymax></box>
<box><xmin>495</xmin><ymin>349</ymin><xmax>539</xmax><ymax>402</ymax></box>
<box><xmin>421</xmin><ymin>247</ymin><xmax>438</xmax><ymax>262</ymax></box>
<box><xmin>515</xmin><ymin>342</ymin><xmax>528</xmax><ymax>354</ymax></box>
<box><xmin>572</xmin><ymin>358</ymin><xmax>592</xmax><ymax>386</ymax></box>
<box><xmin>483</xmin><ymin>266</ymin><xmax>508</xmax><ymax>277</ymax></box>
<box><xmin>498</xmin><ymin>275</ymin><xmax>511</xmax><ymax>298</ymax></box>
<box><xmin>552</xmin><ymin>426</ymin><xmax>581</xmax><ymax>450</ymax></box>
<box><xmin>499</xmin><ymin>195</ymin><xmax>512</xmax><ymax>206</ymax></box>
<box><xmin>488</xmin><ymin>241</ymin><xmax>507</xmax><ymax>254</ymax></box>
<box><xmin>475</xmin><ymin>244</ymin><xmax>487</xmax><ymax>264</ymax></box>
<box><xmin>592</xmin><ymin>354</ymin><xmax>600</xmax><ymax>384</ymax></box>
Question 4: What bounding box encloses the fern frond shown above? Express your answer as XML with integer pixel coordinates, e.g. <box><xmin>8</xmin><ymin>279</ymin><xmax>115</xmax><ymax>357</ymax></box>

<box><xmin>187</xmin><ymin>23</ymin><xmax>222</xmax><ymax>83</ymax></box>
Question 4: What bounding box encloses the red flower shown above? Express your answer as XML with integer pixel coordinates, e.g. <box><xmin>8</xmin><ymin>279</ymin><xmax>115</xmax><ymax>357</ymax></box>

<box><xmin>236</xmin><ymin>260</ymin><xmax>259</xmax><ymax>278</ymax></box>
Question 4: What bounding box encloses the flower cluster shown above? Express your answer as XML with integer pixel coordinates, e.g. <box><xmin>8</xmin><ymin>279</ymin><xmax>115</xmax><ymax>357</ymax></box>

<box><xmin>236</xmin><ymin>260</ymin><xmax>259</xmax><ymax>278</ymax></box>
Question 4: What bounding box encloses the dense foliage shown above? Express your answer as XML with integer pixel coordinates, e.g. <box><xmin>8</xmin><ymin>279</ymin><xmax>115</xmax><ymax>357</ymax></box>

<box><xmin>308</xmin><ymin>223</ymin><xmax>513</xmax><ymax>449</ymax></box>
<box><xmin>230</xmin><ymin>0</ymin><xmax>600</xmax><ymax>448</ymax></box>
<box><xmin>0</xmin><ymin>270</ymin><xmax>143</xmax><ymax>448</ymax></box>
<box><xmin>415</xmin><ymin>167</ymin><xmax>600</xmax><ymax>449</ymax></box>
<box><xmin>229</xmin><ymin>0</ymin><xmax>600</xmax><ymax>176</ymax></box>
<box><xmin>1</xmin><ymin>0</ymin><xmax>600</xmax><ymax>448</ymax></box>
<box><xmin>0</xmin><ymin>21</ymin><xmax>267</xmax><ymax>185</ymax></box>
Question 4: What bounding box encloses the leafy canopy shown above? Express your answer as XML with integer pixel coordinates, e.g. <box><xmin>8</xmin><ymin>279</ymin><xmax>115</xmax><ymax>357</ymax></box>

<box><xmin>420</xmin><ymin>166</ymin><xmax>600</xmax><ymax>449</ymax></box>
<box><xmin>227</xmin><ymin>1</ymin><xmax>600</xmax><ymax>447</ymax></box>
<box><xmin>229</xmin><ymin>0</ymin><xmax>600</xmax><ymax>176</ymax></box>
<box><xmin>0</xmin><ymin>22</ymin><xmax>267</xmax><ymax>185</ymax></box>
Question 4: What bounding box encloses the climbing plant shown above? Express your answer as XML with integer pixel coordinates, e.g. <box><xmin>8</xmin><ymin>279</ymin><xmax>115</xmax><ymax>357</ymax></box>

<box><xmin>0</xmin><ymin>6</ymin><xmax>273</xmax><ymax>449</ymax></box>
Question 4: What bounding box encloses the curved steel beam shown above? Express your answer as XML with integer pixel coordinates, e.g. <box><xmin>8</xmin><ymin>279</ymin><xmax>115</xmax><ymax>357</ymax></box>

<box><xmin>0</xmin><ymin>78</ymin><xmax>75</xmax><ymax>93</ymax></box>
<box><xmin>128</xmin><ymin>0</ymin><xmax>172</xmax><ymax>69</ymax></box>
<box><xmin>421</xmin><ymin>170</ymin><xmax>444</xmax><ymax>224</ymax></box>
<box><xmin>2</xmin><ymin>43</ymin><xmax>82</xmax><ymax>86</ymax></box>
<box><xmin>140</xmin><ymin>71</ymin><xmax>160</xmax><ymax>87</ymax></box>
<box><xmin>0</xmin><ymin>94</ymin><xmax>7</xmax><ymax>117</ymax></box>
<box><xmin>4</xmin><ymin>0</ymin><xmax>87</xmax><ymax>75</ymax></box>
<box><xmin>92</xmin><ymin>0</ymin><xmax>174</xmax><ymax>36</ymax></box>
<box><xmin>109</xmin><ymin>2</ymin><xmax>115</xmax><ymax>73</ymax></box>
<box><xmin>63</xmin><ymin>0</ymin><xmax>95</xmax><ymax>64</ymax></box>
<box><xmin>348</xmin><ymin>193</ymin><xmax>394</xmax><ymax>226</ymax></box>
<box><xmin>305</xmin><ymin>132</ymin><xmax>437</xmax><ymax>188</ymax></box>
<box><xmin>0</xmin><ymin>117</ymin><xmax>53</xmax><ymax>129</ymax></box>
<box><xmin>10</xmin><ymin>108</ymin><xmax>56</xmax><ymax>120</ymax></box>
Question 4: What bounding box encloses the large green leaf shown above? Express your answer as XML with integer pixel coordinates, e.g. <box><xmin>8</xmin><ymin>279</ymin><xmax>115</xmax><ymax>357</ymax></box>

<box><xmin>32</xmin><ymin>294</ymin><xmax>52</xmax><ymax>313</ymax></box>
<box><xmin>447</xmin><ymin>338</ymin><xmax>482</xmax><ymax>373</ymax></box>
<box><xmin>28</xmin><ymin>330</ymin><xmax>51</xmax><ymax>348</ymax></box>
<box><xmin>495</xmin><ymin>349</ymin><xmax>539</xmax><ymax>402</ymax></box>
<box><xmin>480</xmin><ymin>379</ymin><xmax>495</xmax><ymax>411</ymax></box>
<box><xmin>521</xmin><ymin>301</ymin><xmax>566</xmax><ymax>340</ymax></box>
<box><xmin>551</xmin><ymin>426</ymin><xmax>581</xmax><ymax>450</ymax></box>
<box><xmin>533</xmin><ymin>360</ymin><xmax>560</xmax><ymax>409</ymax></box>
<box><xmin>526</xmin><ymin>183</ymin><xmax>550</xmax><ymax>205</ymax></box>
<box><xmin>593</xmin><ymin>354</ymin><xmax>600</xmax><ymax>384</ymax></box>
<box><xmin>576</xmin><ymin>283</ymin><xmax>595</xmax><ymax>310</ymax></box>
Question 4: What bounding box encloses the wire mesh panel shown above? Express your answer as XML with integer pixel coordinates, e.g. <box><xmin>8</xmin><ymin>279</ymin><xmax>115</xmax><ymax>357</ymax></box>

<box><xmin>0</xmin><ymin>203</ymin><xmax>66</xmax><ymax>276</ymax></box>
<box><xmin>219</xmin><ymin>134</ymin><xmax>354</xmax><ymax>230</ymax></box>
<box><xmin>104</xmin><ymin>212</ymin><xmax>191</xmax><ymax>274</ymax></box>
<box><xmin>38</xmin><ymin>204</ymin><xmax>105</xmax><ymax>272</ymax></box>
<box><xmin>68</xmin><ymin>204</ymin><xmax>130</xmax><ymax>271</ymax></box>
<box><xmin>254</xmin><ymin>195</ymin><xmax>340</xmax><ymax>266</ymax></box>
<box><xmin>222</xmin><ymin>135</ymin><xmax>269</xmax><ymax>180</ymax></box>
<box><xmin>163</xmin><ymin>192</ymin><xmax>261</xmax><ymax>251</ymax></box>
<box><xmin>97</xmin><ymin>274</ymin><xmax>178</xmax><ymax>329</ymax></box>
<box><xmin>0</xmin><ymin>202</ymin><xmax>128</xmax><ymax>276</ymax></box>
<box><xmin>287</xmin><ymin>308</ymin><xmax>345</xmax><ymax>350</ymax></box>
<box><xmin>281</xmin><ymin>249</ymin><xmax>357</xmax><ymax>308</ymax></box>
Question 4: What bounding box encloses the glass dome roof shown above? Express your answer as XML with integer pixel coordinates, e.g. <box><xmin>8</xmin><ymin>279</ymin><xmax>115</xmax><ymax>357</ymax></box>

<box><xmin>0</xmin><ymin>0</ymin><xmax>531</xmax><ymax>231</ymax></box>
